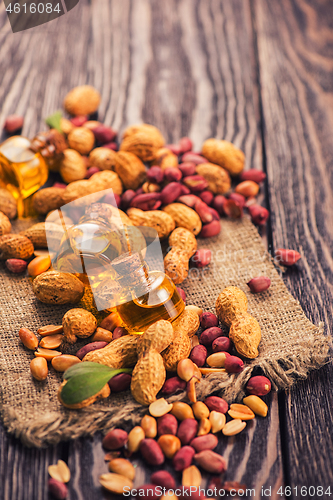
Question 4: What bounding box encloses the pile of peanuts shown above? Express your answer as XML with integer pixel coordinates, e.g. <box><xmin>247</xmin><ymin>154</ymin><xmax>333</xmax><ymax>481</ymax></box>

<box><xmin>46</xmin><ymin>371</ymin><xmax>271</xmax><ymax>498</ymax></box>
<box><xmin>96</xmin><ymin>385</ymin><xmax>270</xmax><ymax>497</ymax></box>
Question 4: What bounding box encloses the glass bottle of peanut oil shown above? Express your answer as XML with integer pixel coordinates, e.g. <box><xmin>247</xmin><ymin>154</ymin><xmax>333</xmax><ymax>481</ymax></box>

<box><xmin>0</xmin><ymin>136</ymin><xmax>48</xmax><ymax>217</ymax></box>
<box><xmin>50</xmin><ymin>200</ymin><xmax>184</xmax><ymax>333</ymax></box>
<box><xmin>109</xmin><ymin>251</ymin><xmax>184</xmax><ymax>334</ymax></box>
<box><xmin>0</xmin><ymin>130</ymin><xmax>66</xmax><ymax>217</ymax></box>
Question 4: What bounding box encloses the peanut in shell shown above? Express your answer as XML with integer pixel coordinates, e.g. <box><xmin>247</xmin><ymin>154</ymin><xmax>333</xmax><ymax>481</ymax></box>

<box><xmin>196</xmin><ymin>163</ymin><xmax>231</xmax><ymax>194</ymax></box>
<box><xmin>83</xmin><ymin>335</ymin><xmax>139</xmax><ymax>368</ymax></box>
<box><xmin>32</xmin><ymin>271</ymin><xmax>85</xmax><ymax>305</ymax></box>
<box><xmin>0</xmin><ymin>234</ymin><xmax>34</xmax><ymax>260</ymax></box>
<box><xmin>127</xmin><ymin>208</ymin><xmax>175</xmax><ymax>240</ymax></box>
<box><xmin>113</xmin><ymin>151</ymin><xmax>147</xmax><ymax>190</ymax></box>
<box><xmin>215</xmin><ymin>286</ymin><xmax>248</xmax><ymax>326</ymax></box>
<box><xmin>161</xmin><ymin>330</ymin><xmax>191</xmax><ymax>372</ymax></box>
<box><xmin>229</xmin><ymin>312</ymin><xmax>261</xmax><ymax>359</ymax></box>
<box><xmin>0</xmin><ymin>211</ymin><xmax>11</xmax><ymax>236</ymax></box>
<box><xmin>131</xmin><ymin>350</ymin><xmax>167</xmax><ymax>406</ymax></box>
<box><xmin>0</xmin><ymin>188</ymin><xmax>17</xmax><ymax>219</ymax></box>
<box><xmin>201</xmin><ymin>138</ymin><xmax>245</xmax><ymax>176</ymax></box>
<box><xmin>163</xmin><ymin>203</ymin><xmax>202</xmax><ymax>236</ymax></box>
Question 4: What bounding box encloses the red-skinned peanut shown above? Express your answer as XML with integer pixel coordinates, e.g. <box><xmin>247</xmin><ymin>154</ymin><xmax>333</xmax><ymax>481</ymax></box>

<box><xmin>192</xmin><ymin>249</ymin><xmax>211</xmax><ymax>268</ymax></box>
<box><xmin>275</xmin><ymin>248</ymin><xmax>301</xmax><ymax>266</ymax></box>
<box><xmin>246</xmin><ymin>376</ymin><xmax>271</xmax><ymax>396</ymax></box>
<box><xmin>189</xmin><ymin>345</ymin><xmax>207</xmax><ymax>367</ymax></box>
<box><xmin>204</xmin><ymin>396</ymin><xmax>228</xmax><ymax>414</ymax></box>
<box><xmin>157</xmin><ymin>414</ymin><xmax>178</xmax><ymax>436</ymax></box>
<box><xmin>200</xmin><ymin>327</ymin><xmax>223</xmax><ymax>347</ymax></box>
<box><xmin>151</xmin><ymin>471</ymin><xmax>176</xmax><ymax>490</ymax></box>
<box><xmin>212</xmin><ymin>337</ymin><xmax>232</xmax><ymax>353</ymax></box>
<box><xmin>172</xmin><ymin>446</ymin><xmax>195</xmax><ymax>471</ymax></box>
<box><xmin>199</xmin><ymin>191</ymin><xmax>214</xmax><ymax>206</ymax></box>
<box><xmin>199</xmin><ymin>220</ymin><xmax>221</xmax><ymax>238</ymax></box>
<box><xmin>177</xmin><ymin>418</ymin><xmax>198</xmax><ymax>445</ymax></box>
<box><xmin>140</xmin><ymin>439</ymin><xmax>164</xmax><ymax>466</ymax></box>
<box><xmin>161</xmin><ymin>376</ymin><xmax>186</xmax><ymax>395</ymax></box>
<box><xmin>224</xmin><ymin>355</ymin><xmax>244</xmax><ymax>374</ymax></box>
<box><xmin>200</xmin><ymin>311</ymin><xmax>218</xmax><ymax>329</ymax></box>
<box><xmin>248</xmin><ymin>204</ymin><xmax>269</xmax><ymax>225</ymax></box>
<box><xmin>240</xmin><ymin>170</ymin><xmax>266</xmax><ymax>183</ymax></box>
<box><xmin>223</xmin><ymin>199</ymin><xmax>243</xmax><ymax>219</ymax></box>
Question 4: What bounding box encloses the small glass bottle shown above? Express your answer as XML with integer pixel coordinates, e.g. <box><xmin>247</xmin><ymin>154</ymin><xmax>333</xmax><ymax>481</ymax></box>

<box><xmin>49</xmin><ymin>200</ymin><xmax>185</xmax><ymax>332</ymax></box>
<box><xmin>0</xmin><ymin>136</ymin><xmax>48</xmax><ymax>217</ymax></box>
<box><xmin>110</xmin><ymin>252</ymin><xmax>185</xmax><ymax>334</ymax></box>
<box><xmin>0</xmin><ymin>129</ymin><xmax>67</xmax><ymax>217</ymax></box>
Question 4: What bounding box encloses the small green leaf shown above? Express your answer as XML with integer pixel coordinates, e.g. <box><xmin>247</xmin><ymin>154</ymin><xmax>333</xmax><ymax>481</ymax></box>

<box><xmin>45</xmin><ymin>110</ymin><xmax>62</xmax><ymax>133</ymax></box>
<box><xmin>63</xmin><ymin>361</ymin><xmax>114</xmax><ymax>380</ymax></box>
<box><xmin>61</xmin><ymin>363</ymin><xmax>131</xmax><ymax>405</ymax></box>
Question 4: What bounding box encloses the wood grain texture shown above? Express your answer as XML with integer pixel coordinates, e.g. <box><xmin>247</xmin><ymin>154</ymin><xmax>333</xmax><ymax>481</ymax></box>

<box><xmin>254</xmin><ymin>0</ymin><xmax>333</xmax><ymax>490</ymax></box>
<box><xmin>0</xmin><ymin>420</ymin><xmax>66</xmax><ymax>500</ymax></box>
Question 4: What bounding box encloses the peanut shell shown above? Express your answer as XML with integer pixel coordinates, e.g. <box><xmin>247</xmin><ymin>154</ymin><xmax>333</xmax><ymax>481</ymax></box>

<box><xmin>0</xmin><ymin>211</ymin><xmax>11</xmax><ymax>236</ymax></box>
<box><xmin>32</xmin><ymin>271</ymin><xmax>85</xmax><ymax>305</ymax></box>
<box><xmin>229</xmin><ymin>312</ymin><xmax>261</xmax><ymax>359</ymax></box>
<box><xmin>164</xmin><ymin>247</ymin><xmax>189</xmax><ymax>285</ymax></box>
<box><xmin>89</xmin><ymin>147</ymin><xmax>117</xmax><ymax>171</ymax></box>
<box><xmin>114</xmin><ymin>152</ymin><xmax>147</xmax><ymax>190</ymax></box>
<box><xmin>60</xmin><ymin>149</ymin><xmax>87</xmax><ymax>183</ymax></box>
<box><xmin>138</xmin><ymin>320</ymin><xmax>174</xmax><ymax>356</ymax></box>
<box><xmin>121</xmin><ymin>124</ymin><xmax>164</xmax><ymax>162</ymax></box>
<box><xmin>0</xmin><ymin>234</ymin><xmax>34</xmax><ymax>260</ymax></box>
<box><xmin>215</xmin><ymin>286</ymin><xmax>248</xmax><ymax>326</ymax></box>
<box><xmin>83</xmin><ymin>335</ymin><xmax>139</xmax><ymax>368</ymax></box>
<box><xmin>22</xmin><ymin>222</ymin><xmax>63</xmax><ymax>249</ymax></box>
<box><xmin>153</xmin><ymin>148</ymin><xmax>178</xmax><ymax>170</ymax></box>
<box><xmin>64</xmin><ymin>85</ymin><xmax>101</xmax><ymax>116</ymax></box>
<box><xmin>161</xmin><ymin>330</ymin><xmax>191</xmax><ymax>372</ymax></box>
<box><xmin>202</xmin><ymin>138</ymin><xmax>245</xmax><ymax>176</ymax></box>
<box><xmin>196</xmin><ymin>163</ymin><xmax>231</xmax><ymax>194</ymax></box>
<box><xmin>163</xmin><ymin>203</ymin><xmax>202</xmax><ymax>235</ymax></box>
<box><xmin>127</xmin><ymin>208</ymin><xmax>175</xmax><ymax>240</ymax></box>
<box><xmin>0</xmin><ymin>189</ymin><xmax>17</xmax><ymax>219</ymax></box>
<box><xmin>62</xmin><ymin>170</ymin><xmax>123</xmax><ymax>205</ymax></box>
<box><xmin>62</xmin><ymin>308</ymin><xmax>97</xmax><ymax>344</ymax></box>
<box><xmin>172</xmin><ymin>309</ymin><xmax>200</xmax><ymax>338</ymax></box>
<box><xmin>131</xmin><ymin>350</ymin><xmax>166</xmax><ymax>405</ymax></box>
<box><xmin>32</xmin><ymin>187</ymin><xmax>65</xmax><ymax>215</ymax></box>
<box><xmin>169</xmin><ymin>227</ymin><xmax>197</xmax><ymax>258</ymax></box>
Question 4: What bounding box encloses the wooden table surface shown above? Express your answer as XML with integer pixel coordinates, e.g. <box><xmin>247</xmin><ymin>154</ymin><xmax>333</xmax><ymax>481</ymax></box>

<box><xmin>1</xmin><ymin>1</ymin><xmax>333</xmax><ymax>499</ymax></box>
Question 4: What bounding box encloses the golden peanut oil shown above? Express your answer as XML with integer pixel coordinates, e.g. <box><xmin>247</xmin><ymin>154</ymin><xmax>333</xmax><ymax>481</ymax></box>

<box><xmin>0</xmin><ymin>136</ymin><xmax>48</xmax><ymax>217</ymax></box>
<box><xmin>115</xmin><ymin>270</ymin><xmax>184</xmax><ymax>334</ymax></box>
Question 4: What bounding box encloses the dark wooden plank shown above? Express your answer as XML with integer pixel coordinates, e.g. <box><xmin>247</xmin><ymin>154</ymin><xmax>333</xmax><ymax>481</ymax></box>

<box><xmin>254</xmin><ymin>0</ymin><xmax>333</xmax><ymax>491</ymax></box>
<box><xmin>0</xmin><ymin>420</ymin><xmax>66</xmax><ymax>500</ymax></box>
<box><xmin>0</xmin><ymin>0</ymin><xmax>286</xmax><ymax>498</ymax></box>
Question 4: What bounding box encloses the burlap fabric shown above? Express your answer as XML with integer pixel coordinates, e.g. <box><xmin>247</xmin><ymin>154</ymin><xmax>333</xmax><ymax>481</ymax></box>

<box><xmin>0</xmin><ymin>216</ymin><xmax>329</xmax><ymax>447</ymax></box>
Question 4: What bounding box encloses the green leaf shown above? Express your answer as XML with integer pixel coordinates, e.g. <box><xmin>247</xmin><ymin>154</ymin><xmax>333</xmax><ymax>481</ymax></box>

<box><xmin>61</xmin><ymin>363</ymin><xmax>131</xmax><ymax>405</ymax></box>
<box><xmin>63</xmin><ymin>361</ymin><xmax>114</xmax><ymax>380</ymax></box>
<box><xmin>45</xmin><ymin>110</ymin><xmax>62</xmax><ymax>133</ymax></box>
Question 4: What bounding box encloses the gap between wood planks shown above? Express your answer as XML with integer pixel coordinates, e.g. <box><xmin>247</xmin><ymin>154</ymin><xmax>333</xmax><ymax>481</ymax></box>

<box><xmin>249</xmin><ymin>2</ymin><xmax>290</xmax><ymax>495</ymax></box>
